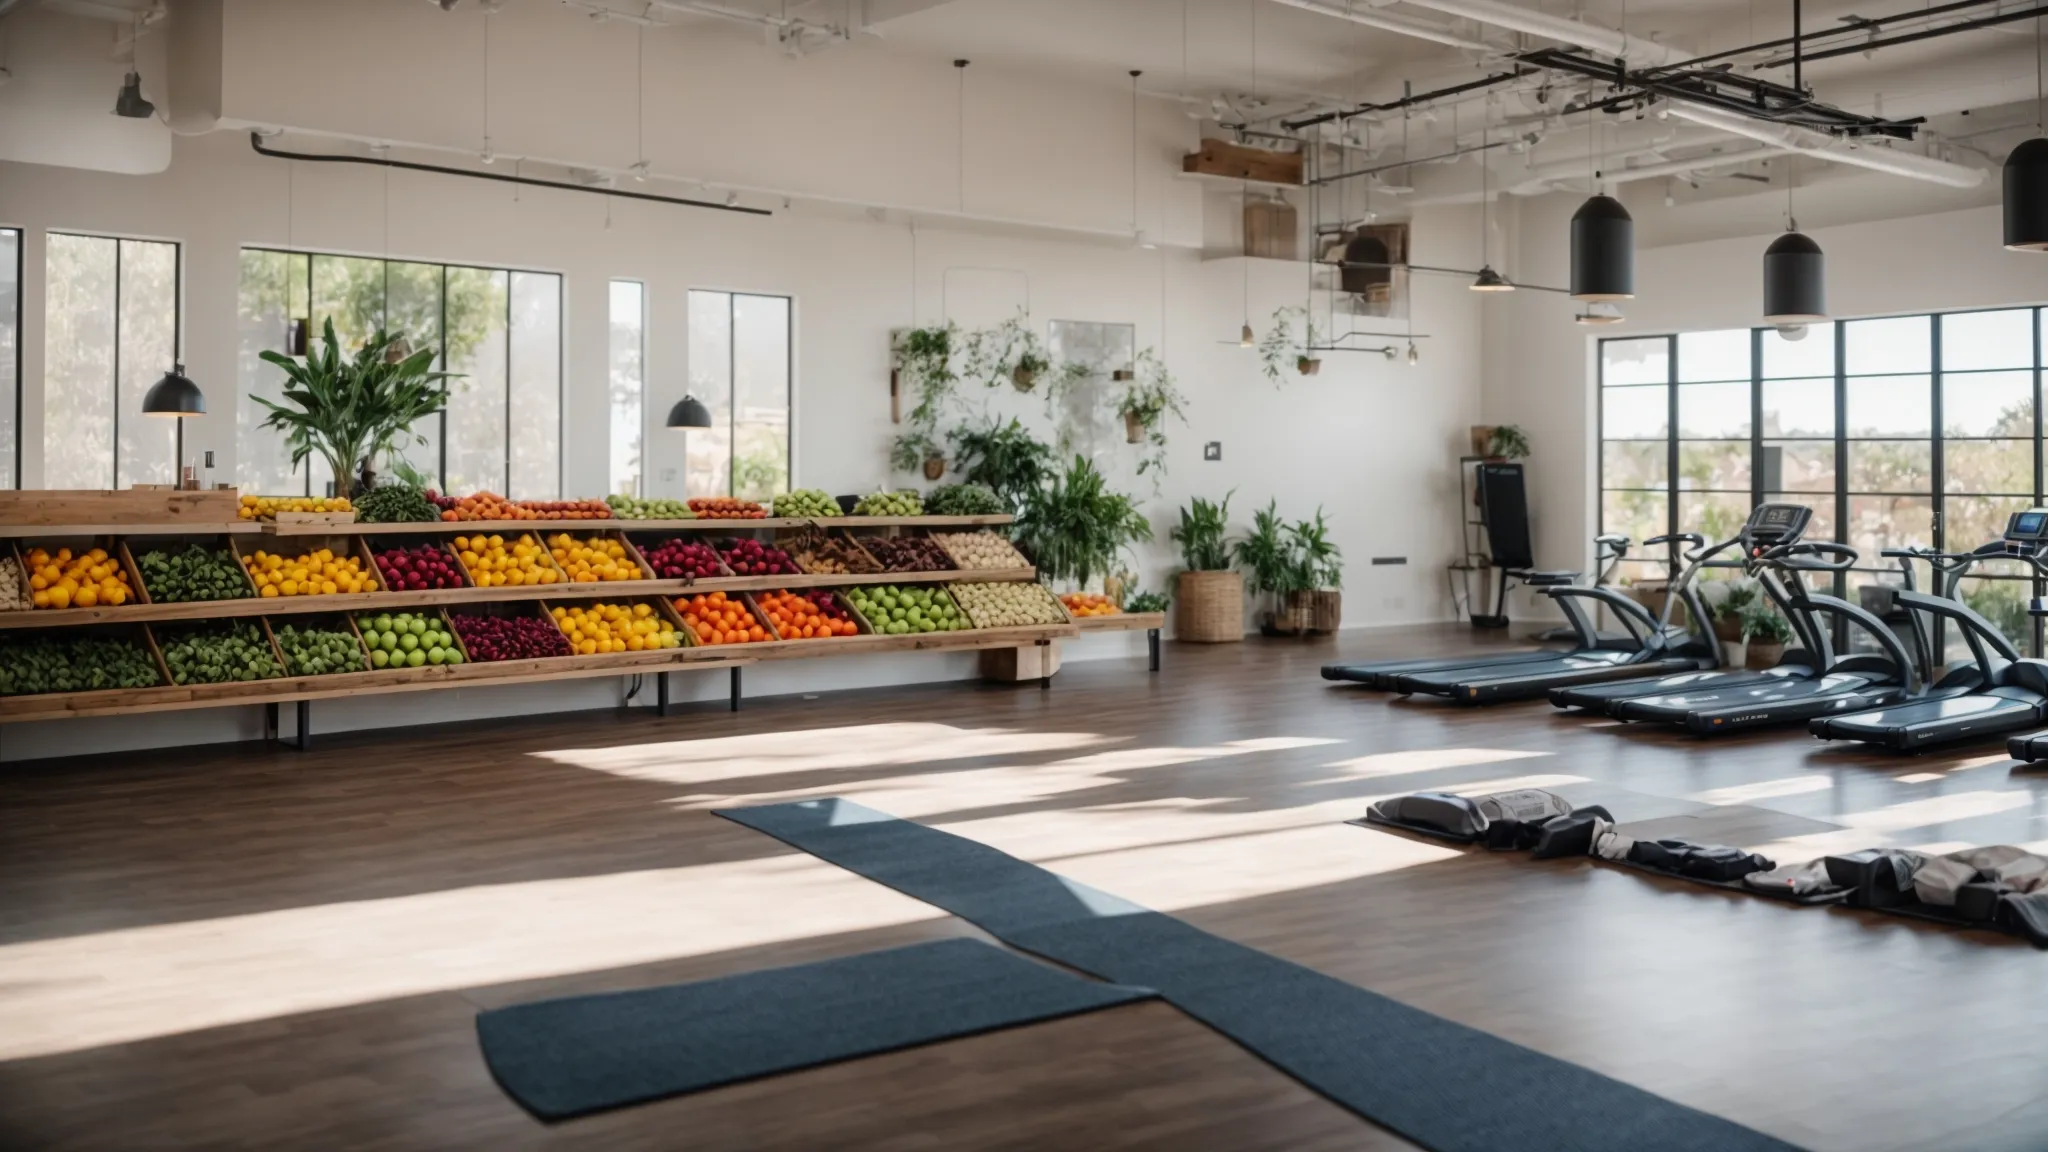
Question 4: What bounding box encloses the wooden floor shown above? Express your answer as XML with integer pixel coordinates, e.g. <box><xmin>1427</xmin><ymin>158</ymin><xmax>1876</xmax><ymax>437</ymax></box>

<box><xmin>2</xmin><ymin>626</ymin><xmax>2046</xmax><ymax>1151</ymax></box>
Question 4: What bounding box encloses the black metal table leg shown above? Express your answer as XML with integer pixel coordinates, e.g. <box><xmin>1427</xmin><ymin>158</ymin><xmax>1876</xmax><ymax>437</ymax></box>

<box><xmin>264</xmin><ymin>702</ymin><xmax>279</xmax><ymax>743</ymax></box>
<box><xmin>1039</xmin><ymin>640</ymin><xmax>1051</xmax><ymax>690</ymax></box>
<box><xmin>1148</xmin><ymin>628</ymin><xmax>1161</xmax><ymax>672</ymax></box>
<box><xmin>294</xmin><ymin>700</ymin><xmax>311</xmax><ymax>751</ymax></box>
<box><xmin>658</xmin><ymin>671</ymin><xmax>671</xmax><ymax>717</ymax></box>
<box><xmin>730</xmin><ymin>666</ymin><xmax>742</xmax><ymax>712</ymax></box>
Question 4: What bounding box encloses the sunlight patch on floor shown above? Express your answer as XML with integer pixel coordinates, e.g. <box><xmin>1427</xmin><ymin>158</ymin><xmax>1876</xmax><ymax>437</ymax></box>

<box><xmin>0</xmin><ymin>854</ymin><xmax>942</xmax><ymax>1062</ymax></box>
<box><xmin>1312</xmin><ymin>746</ymin><xmax>1551</xmax><ymax>782</ymax></box>
<box><xmin>1946</xmin><ymin>752</ymin><xmax>2020</xmax><ymax>773</ymax></box>
<box><xmin>1837</xmin><ymin>790</ymin><xmax>2032</xmax><ymax>832</ymax></box>
<box><xmin>1687</xmin><ymin>776</ymin><xmax>1833</xmax><ymax>806</ymax></box>
<box><xmin>1895</xmin><ymin>773</ymin><xmax>1946</xmax><ymax>784</ymax></box>
<box><xmin>535</xmin><ymin>723</ymin><xmax>1116</xmax><ymax>784</ymax></box>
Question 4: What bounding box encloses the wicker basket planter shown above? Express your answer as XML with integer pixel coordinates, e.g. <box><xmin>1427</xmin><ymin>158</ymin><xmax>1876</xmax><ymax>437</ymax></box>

<box><xmin>1307</xmin><ymin>589</ymin><xmax>1342</xmax><ymax>633</ymax></box>
<box><xmin>1175</xmin><ymin>569</ymin><xmax>1243</xmax><ymax>642</ymax></box>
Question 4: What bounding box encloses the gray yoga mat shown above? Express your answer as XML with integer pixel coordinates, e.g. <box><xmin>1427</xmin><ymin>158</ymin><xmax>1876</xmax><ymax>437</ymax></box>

<box><xmin>720</xmin><ymin>798</ymin><xmax>1805</xmax><ymax>1152</ymax></box>
<box><xmin>477</xmin><ymin>937</ymin><xmax>1154</xmax><ymax>1120</ymax></box>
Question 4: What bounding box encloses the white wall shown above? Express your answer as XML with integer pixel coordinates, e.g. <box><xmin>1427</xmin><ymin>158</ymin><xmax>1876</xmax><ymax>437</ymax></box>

<box><xmin>1482</xmin><ymin>193</ymin><xmax>2048</xmax><ymax>616</ymax></box>
<box><xmin>0</xmin><ymin>2</ymin><xmax>1488</xmax><ymax>758</ymax></box>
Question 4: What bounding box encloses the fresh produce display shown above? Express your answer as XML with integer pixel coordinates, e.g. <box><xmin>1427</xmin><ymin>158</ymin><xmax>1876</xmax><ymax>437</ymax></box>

<box><xmin>951</xmin><ymin>581</ymin><xmax>1068</xmax><ymax>628</ymax></box>
<box><xmin>931</xmin><ymin>531</ymin><xmax>1029</xmax><ymax>571</ymax></box>
<box><xmin>860</xmin><ymin>535</ymin><xmax>952</xmax><ymax>573</ymax></box>
<box><xmin>23</xmin><ymin>545</ymin><xmax>134</xmax><ymax>609</ymax></box>
<box><xmin>689</xmin><ymin>497</ymin><xmax>769</xmax><ymax>520</ymax></box>
<box><xmin>136</xmin><ymin>544</ymin><xmax>253</xmax><ymax>603</ymax></box>
<box><xmin>716</xmin><ymin>536</ymin><xmax>801</xmax><ymax>577</ymax></box>
<box><xmin>853</xmin><ymin>490</ymin><xmax>924</xmax><ymax>517</ymax></box>
<box><xmin>516</xmin><ymin>499</ymin><xmax>614</xmax><ymax>520</ymax></box>
<box><xmin>924</xmin><ymin>483</ymin><xmax>1006</xmax><ymax>517</ymax></box>
<box><xmin>354</xmin><ymin>611</ymin><xmax>464</xmax><ymax>669</ymax></box>
<box><xmin>372</xmin><ymin>543</ymin><xmax>467</xmax><ymax>591</ymax></box>
<box><xmin>772</xmin><ymin>489</ymin><xmax>842</xmax><ymax>518</ymax></box>
<box><xmin>1060</xmin><ymin>592</ymin><xmax>1122</xmax><ymax>617</ymax></box>
<box><xmin>160</xmin><ymin>622</ymin><xmax>284</xmax><ymax>685</ymax></box>
<box><xmin>0</xmin><ymin>634</ymin><xmax>160</xmax><ymax>695</ymax></box>
<box><xmin>1124</xmin><ymin>590</ymin><xmax>1171</xmax><ymax>614</ymax></box>
<box><xmin>449</xmin><ymin>611</ymin><xmax>570</xmax><ymax>662</ymax></box>
<box><xmin>453</xmin><ymin>534</ymin><xmax>563</xmax><ymax>587</ymax></box>
<box><xmin>243</xmin><ymin>546</ymin><xmax>374</xmax><ymax>597</ymax></box>
<box><xmin>551</xmin><ymin>602</ymin><xmax>682</xmax><ymax>654</ymax></box>
<box><xmin>431</xmin><ymin>490</ymin><xmax>613</xmax><ymax>522</ymax></box>
<box><xmin>676</xmin><ymin>591</ymin><xmax>772</xmax><ymax>645</ymax></box>
<box><xmin>353</xmin><ymin>484</ymin><xmax>441</xmax><ymax>524</ymax></box>
<box><xmin>846</xmin><ymin>584</ymin><xmax>969</xmax><ymax>635</ymax></box>
<box><xmin>639</xmin><ymin>538</ymin><xmax>729</xmax><ymax>580</ymax></box>
<box><xmin>548</xmin><ymin>533</ymin><xmax>646</xmax><ymax>582</ymax></box>
<box><xmin>238</xmin><ymin>494</ymin><xmax>352</xmax><ymax>521</ymax></box>
<box><xmin>756</xmin><ymin>589</ymin><xmax>860</xmax><ymax>638</ymax></box>
<box><xmin>606</xmin><ymin>494</ymin><xmax>694</xmax><ymax>520</ymax></box>
<box><xmin>786</xmin><ymin>531</ymin><xmax>879</xmax><ymax>576</ymax></box>
<box><xmin>274</xmin><ymin>623</ymin><xmax>370</xmax><ymax>676</ymax></box>
<box><xmin>0</xmin><ymin>555</ymin><xmax>24</xmax><ymax>611</ymax></box>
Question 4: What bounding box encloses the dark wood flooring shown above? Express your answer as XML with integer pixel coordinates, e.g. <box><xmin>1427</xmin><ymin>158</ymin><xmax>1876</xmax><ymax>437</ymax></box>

<box><xmin>2</xmin><ymin>626</ymin><xmax>2045</xmax><ymax>1151</ymax></box>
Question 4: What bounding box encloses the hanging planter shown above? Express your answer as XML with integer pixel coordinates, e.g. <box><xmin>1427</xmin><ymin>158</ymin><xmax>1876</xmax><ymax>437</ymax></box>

<box><xmin>1111</xmin><ymin>366</ymin><xmax>1136</xmax><ymax>383</ymax></box>
<box><xmin>1010</xmin><ymin>351</ymin><xmax>1050</xmax><ymax>393</ymax></box>
<box><xmin>922</xmin><ymin>454</ymin><xmax>947</xmax><ymax>482</ymax></box>
<box><xmin>1123</xmin><ymin>410</ymin><xmax>1145</xmax><ymax>444</ymax></box>
<box><xmin>1296</xmin><ymin>355</ymin><xmax>1322</xmax><ymax>376</ymax></box>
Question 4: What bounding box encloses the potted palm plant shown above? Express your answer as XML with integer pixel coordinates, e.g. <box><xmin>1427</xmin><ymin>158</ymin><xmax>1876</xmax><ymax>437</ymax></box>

<box><xmin>252</xmin><ymin>320</ymin><xmax>456</xmax><ymax>499</ymax></box>
<box><xmin>1012</xmin><ymin>455</ymin><xmax>1153</xmax><ymax>591</ymax></box>
<box><xmin>1234</xmin><ymin>500</ymin><xmax>1304</xmax><ymax>634</ymax></box>
<box><xmin>1288</xmin><ymin>509</ymin><xmax>1343</xmax><ymax>633</ymax></box>
<box><xmin>1169</xmin><ymin>492</ymin><xmax>1241</xmax><ymax>642</ymax></box>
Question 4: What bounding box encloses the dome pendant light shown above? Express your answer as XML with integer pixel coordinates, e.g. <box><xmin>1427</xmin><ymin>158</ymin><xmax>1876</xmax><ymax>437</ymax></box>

<box><xmin>1470</xmin><ymin>99</ymin><xmax>1514</xmax><ymax>293</ymax></box>
<box><xmin>1763</xmin><ymin>163</ymin><xmax>1825</xmax><ymax>329</ymax></box>
<box><xmin>2004</xmin><ymin>14</ymin><xmax>2047</xmax><ymax>251</ymax></box>
<box><xmin>1570</xmin><ymin>94</ymin><xmax>1634</xmax><ymax>301</ymax></box>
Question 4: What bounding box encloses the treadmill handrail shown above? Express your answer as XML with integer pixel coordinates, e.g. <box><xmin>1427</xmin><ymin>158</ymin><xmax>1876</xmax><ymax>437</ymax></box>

<box><xmin>1786</xmin><ymin>591</ymin><xmax>1921</xmax><ymax>693</ymax></box>
<box><xmin>1891</xmin><ymin>588</ymin><xmax>2023</xmax><ymax>668</ymax></box>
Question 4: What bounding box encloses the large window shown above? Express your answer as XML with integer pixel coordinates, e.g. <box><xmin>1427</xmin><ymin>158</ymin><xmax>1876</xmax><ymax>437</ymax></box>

<box><xmin>608</xmin><ymin>280</ymin><xmax>646</xmax><ymax>498</ymax></box>
<box><xmin>1</xmin><ymin>228</ymin><xmax>18</xmax><ymax>488</ymax></box>
<box><xmin>686</xmin><ymin>290</ymin><xmax>791</xmax><ymax>501</ymax></box>
<box><xmin>44</xmin><ymin>233</ymin><xmax>181</xmax><ymax>489</ymax></box>
<box><xmin>237</xmin><ymin>250</ymin><xmax>562</xmax><ymax>497</ymax></box>
<box><xmin>1599</xmin><ymin>306</ymin><xmax>2046</xmax><ymax>653</ymax></box>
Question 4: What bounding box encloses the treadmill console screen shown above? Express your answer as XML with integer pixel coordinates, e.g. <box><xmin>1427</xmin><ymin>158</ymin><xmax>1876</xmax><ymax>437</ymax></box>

<box><xmin>1743</xmin><ymin>503</ymin><xmax>1813</xmax><ymax>547</ymax></box>
<box><xmin>2005</xmin><ymin>509</ymin><xmax>2048</xmax><ymax>544</ymax></box>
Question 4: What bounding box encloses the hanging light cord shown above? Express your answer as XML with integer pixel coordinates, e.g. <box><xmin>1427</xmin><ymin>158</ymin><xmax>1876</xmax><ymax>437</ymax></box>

<box><xmin>956</xmin><ymin>59</ymin><xmax>967</xmax><ymax>212</ymax></box>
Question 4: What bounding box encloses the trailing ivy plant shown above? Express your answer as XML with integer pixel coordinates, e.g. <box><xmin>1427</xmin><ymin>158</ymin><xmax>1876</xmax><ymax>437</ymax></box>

<box><xmin>1013</xmin><ymin>455</ymin><xmax>1154</xmax><ymax>588</ymax></box>
<box><xmin>252</xmin><ymin>319</ymin><xmax>457</xmax><ymax>499</ymax></box>
<box><xmin>889</xmin><ymin>429</ymin><xmax>944</xmax><ymax>474</ymax></box>
<box><xmin>961</xmin><ymin>311</ymin><xmax>1052</xmax><ymax>392</ymax></box>
<box><xmin>1118</xmin><ymin>348</ymin><xmax>1187</xmax><ymax>482</ymax></box>
<box><xmin>897</xmin><ymin>322</ymin><xmax>960</xmax><ymax>429</ymax></box>
<box><xmin>948</xmin><ymin>418</ymin><xmax>1054</xmax><ymax>513</ymax></box>
<box><xmin>1257</xmin><ymin>305</ymin><xmax>1322</xmax><ymax>384</ymax></box>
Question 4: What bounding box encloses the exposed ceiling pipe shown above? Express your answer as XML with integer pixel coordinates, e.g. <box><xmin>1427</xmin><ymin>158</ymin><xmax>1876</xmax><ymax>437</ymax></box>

<box><xmin>1502</xmin><ymin>141</ymin><xmax>1786</xmax><ymax>193</ymax></box>
<box><xmin>1268</xmin><ymin>0</ymin><xmax>1493</xmax><ymax>53</ymax></box>
<box><xmin>1663</xmin><ymin>101</ymin><xmax>1986</xmax><ymax>187</ymax></box>
<box><xmin>1598</xmin><ymin>144</ymin><xmax>1794</xmax><ymax>184</ymax></box>
<box><xmin>1391</xmin><ymin>0</ymin><xmax>1685</xmax><ymax>65</ymax></box>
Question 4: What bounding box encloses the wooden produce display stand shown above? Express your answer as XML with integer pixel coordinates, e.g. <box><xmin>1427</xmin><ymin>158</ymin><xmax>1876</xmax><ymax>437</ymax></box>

<box><xmin>0</xmin><ymin>495</ymin><xmax>1123</xmax><ymax>748</ymax></box>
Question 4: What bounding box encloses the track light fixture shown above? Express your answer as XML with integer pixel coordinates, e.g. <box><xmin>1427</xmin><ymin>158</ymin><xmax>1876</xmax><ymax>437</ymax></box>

<box><xmin>113</xmin><ymin>71</ymin><xmax>154</xmax><ymax>119</ymax></box>
<box><xmin>1406</xmin><ymin>342</ymin><xmax>1420</xmax><ymax>365</ymax></box>
<box><xmin>1470</xmin><ymin>265</ymin><xmax>1514</xmax><ymax>292</ymax></box>
<box><xmin>1574</xmin><ymin>303</ymin><xmax>1625</xmax><ymax>326</ymax></box>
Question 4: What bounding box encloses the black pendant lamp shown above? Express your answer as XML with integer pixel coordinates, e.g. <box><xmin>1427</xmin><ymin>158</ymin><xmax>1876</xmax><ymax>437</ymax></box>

<box><xmin>1571</xmin><ymin>194</ymin><xmax>1634</xmax><ymax>300</ymax></box>
<box><xmin>2006</xmin><ymin>15</ymin><xmax>2047</xmax><ymax>251</ymax></box>
<box><xmin>1763</xmin><ymin>228</ymin><xmax>1826</xmax><ymax>328</ymax></box>
<box><xmin>143</xmin><ymin>364</ymin><xmax>205</xmax><ymax>416</ymax></box>
<box><xmin>665</xmin><ymin>395</ymin><xmax>712</xmax><ymax>429</ymax></box>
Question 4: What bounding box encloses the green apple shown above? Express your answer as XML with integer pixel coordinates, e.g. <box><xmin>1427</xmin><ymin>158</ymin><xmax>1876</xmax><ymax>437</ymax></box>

<box><xmin>406</xmin><ymin>648</ymin><xmax>426</xmax><ymax>667</ymax></box>
<box><xmin>370</xmin><ymin>648</ymin><xmax>390</xmax><ymax>668</ymax></box>
<box><xmin>399</xmin><ymin>633</ymin><xmax>419</xmax><ymax>652</ymax></box>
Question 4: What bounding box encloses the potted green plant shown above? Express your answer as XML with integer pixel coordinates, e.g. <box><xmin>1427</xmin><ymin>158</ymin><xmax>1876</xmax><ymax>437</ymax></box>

<box><xmin>1169</xmin><ymin>492</ymin><xmax>1241</xmax><ymax>642</ymax></box>
<box><xmin>252</xmin><ymin>319</ymin><xmax>457</xmax><ymax>499</ymax></box>
<box><xmin>961</xmin><ymin>312</ymin><xmax>1051</xmax><ymax>393</ymax></box>
<box><xmin>949</xmin><ymin>418</ymin><xmax>1053</xmax><ymax>513</ymax></box>
<box><xmin>890</xmin><ymin>430</ymin><xmax>947</xmax><ymax>481</ymax></box>
<box><xmin>891</xmin><ymin>323</ymin><xmax>961</xmax><ymax>479</ymax></box>
<box><xmin>1287</xmin><ymin>508</ymin><xmax>1343</xmax><ymax>633</ymax></box>
<box><xmin>1012</xmin><ymin>350</ymin><xmax>1051</xmax><ymax>392</ymax></box>
<box><xmin>1258</xmin><ymin>305</ymin><xmax>1323</xmax><ymax>382</ymax></box>
<box><xmin>1012</xmin><ymin>455</ymin><xmax>1153</xmax><ymax>591</ymax></box>
<box><xmin>1741</xmin><ymin>598</ymin><xmax>1794</xmax><ymax>670</ymax></box>
<box><xmin>1123</xmin><ymin>588</ymin><xmax>1171</xmax><ymax>614</ymax></box>
<box><xmin>1234</xmin><ymin>500</ymin><xmax>1305</xmax><ymax>633</ymax></box>
<box><xmin>1117</xmin><ymin>350</ymin><xmax>1187</xmax><ymax>482</ymax></box>
<box><xmin>1706</xmin><ymin>580</ymin><xmax>1758</xmax><ymax>666</ymax></box>
<box><xmin>1485</xmin><ymin>424</ymin><xmax>1531</xmax><ymax>460</ymax></box>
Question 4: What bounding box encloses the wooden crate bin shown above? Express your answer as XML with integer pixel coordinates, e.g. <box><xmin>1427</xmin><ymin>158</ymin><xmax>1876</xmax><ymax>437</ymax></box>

<box><xmin>926</xmin><ymin>529</ymin><xmax>1031</xmax><ymax>572</ymax></box>
<box><xmin>542</xmin><ymin>528</ymin><xmax>658</xmax><ymax>583</ymax></box>
<box><xmin>265</xmin><ymin>611</ymin><xmax>378</xmax><ymax>676</ymax></box>
<box><xmin>540</xmin><ymin>597</ymin><xmax>692</xmax><ymax>655</ymax></box>
<box><xmin>753</xmin><ymin>588</ymin><xmax>870</xmax><ymax>641</ymax></box>
<box><xmin>445</xmin><ymin>528</ymin><xmax>572</xmax><ymax>589</ymax></box>
<box><xmin>851</xmin><ymin>532</ymin><xmax>954</xmax><ymax>574</ymax></box>
<box><xmin>0</xmin><ymin>488</ymin><xmax>238</xmax><ymax>528</ymax></box>
<box><xmin>233</xmin><ymin>533</ymin><xmax>384</xmax><ymax>597</ymax></box>
<box><xmin>0</xmin><ymin>621</ymin><xmax>169</xmax><ymax>697</ymax></box>
<box><xmin>345</xmin><ymin>607</ymin><xmax>468</xmax><ymax>671</ymax></box>
<box><xmin>670</xmin><ymin>589</ymin><xmax>780</xmax><ymax>649</ymax></box>
<box><xmin>362</xmin><ymin>535</ymin><xmax>474</xmax><ymax>591</ymax></box>
<box><xmin>152</xmin><ymin>616</ymin><xmax>289</xmax><ymax>686</ymax></box>
<box><xmin>776</xmin><ymin>527</ymin><xmax>884</xmax><ymax>576</ymax></box>
<box><xmin>14</xmin><ymin>535</ymin><xmax>147</xmax><ymax>610</ymax></box>
<box><xmin>947</xmin><ymin>581</ymin><xmax>1074</xmax><ymax>631</ymax></box>
<box><xmin>623</xmin><ymin>532</ymin><xmax>736</xmax><ymax>583</ymax></box>
<box><xmin>444</xmin><ymin>600</ymin><xmax>577</xmax><ymax>662</ymax></box>
<box><xmin>122</xmin><ymin>534</ymin><xmax>260</xmax><ymax>604</ymax></box>
<box><xmin>843</xmin><ymin>584</ymin><xmax>976</xmax><ymax>636</ymax></box>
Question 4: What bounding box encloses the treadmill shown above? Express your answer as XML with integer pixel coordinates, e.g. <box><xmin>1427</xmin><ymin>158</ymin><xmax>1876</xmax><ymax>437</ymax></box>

<box><xmin>1321</xmin><ymin>533</ymin><xmax>1640</xmax><ymax>689</ymax></box>
<box><xmin>1606</xmin><ymin>538</ymin><xmax>1918</xmax><ymax>734</ymax></box>
<box><xmin>1549</xmin><ymin>503</ymin><xmax>1869</xmax><ymax>715</ymax></box>
<box><xmin>1816</xmin><ymin>511</ymin><xmax>2048</xmax><ymax>751</ymax></box>
<box><xmin>1387</xmin><ymin>536</ymin><xmax>1719</xmax><ymax>705</ymax></box>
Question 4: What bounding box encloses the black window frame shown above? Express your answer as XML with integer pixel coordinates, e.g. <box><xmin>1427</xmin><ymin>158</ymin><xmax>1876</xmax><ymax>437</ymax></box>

<box><xmin>2</xmin><ymin>226</ymin><xmax>20</xmax><ymax>489</ymax></box>
<box><xmin>45</xmin><ymin>231</ymin><xmax>185</xmax><ymax>491</ymax></box>
<box><xmin>686</xmin><ymin>287</ymin><xmax>795</xmax><ymax>500</ymax></box>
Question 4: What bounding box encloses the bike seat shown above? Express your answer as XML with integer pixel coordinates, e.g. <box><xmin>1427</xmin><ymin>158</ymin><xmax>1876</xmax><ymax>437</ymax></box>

<box><xmin>1508</xmin><ymin>568</ymin><xmax>1580</xmax><ymax>587</ymax></box>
